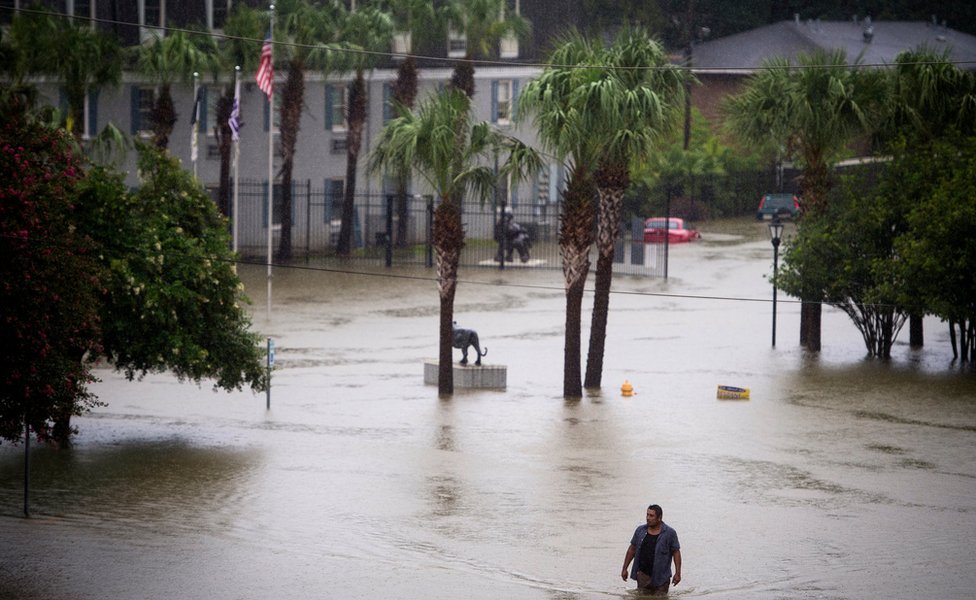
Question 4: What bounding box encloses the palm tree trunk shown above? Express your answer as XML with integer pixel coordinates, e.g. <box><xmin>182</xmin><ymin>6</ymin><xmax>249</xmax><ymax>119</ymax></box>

<box><xmin>434</xmin><ymin>199</ymin><xmax>464</xmax><ymax>395</ymax></box>
<box><xmin>151</xmin><ymin>83</ymin><xmax>176</xmax><ymax>149</ymax></box>
<box><xmin>278</xmin><ymin>59</ymin><xmax>305</xmax><ymax>261</ymax></box>
<box><xmin>585</xmin><ymin>166</ymin><xmax>627</xmax><ymax>389</ymax></box>
<box><xmin>393</xmin><ymin>57</ymin><xmax>418</xmax><ymax>248</ymax></box>
<box><xmin>338</xmin><ymin>74</ymin><xmax>367</xmax><ymax>257</ymax></box>
<box><xmin>215</xmin><ymin>88</ymin><xmax>233</xmax><ymax>217</ymax></box>
<box><xmin>798</xmin><ymin>160</ymin><xmax>829</xmax><ymax>352</ymax></box>
<box><xmin>560</xmin><ymin>182</ymin><xmax>595</xmax><ymax>398</ymax></box>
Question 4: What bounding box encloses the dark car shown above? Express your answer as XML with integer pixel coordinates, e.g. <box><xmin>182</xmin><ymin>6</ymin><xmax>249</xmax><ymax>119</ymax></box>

<box><xmin>756</xmin><ymin>193</ymin><xmax>801</xmax><ymax>220</ymax></box>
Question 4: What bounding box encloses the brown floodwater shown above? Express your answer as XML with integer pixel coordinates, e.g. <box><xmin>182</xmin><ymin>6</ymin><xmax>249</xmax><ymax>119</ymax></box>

<box><xmin>2</xmin><ymin>222</ymin><xmax>975</xmax><ymax>599</ymax></box>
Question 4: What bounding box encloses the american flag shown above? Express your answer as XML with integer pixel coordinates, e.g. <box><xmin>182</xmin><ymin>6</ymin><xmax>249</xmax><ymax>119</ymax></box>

<box><xmin>255</xmin><ymin>32</ymin><xmax>273</xmax><ymax>100</ymax></box>
<box><xmin>229</xmin><ymin>78</ymin><xmax>240</xmax><ymax>142</ymax></box>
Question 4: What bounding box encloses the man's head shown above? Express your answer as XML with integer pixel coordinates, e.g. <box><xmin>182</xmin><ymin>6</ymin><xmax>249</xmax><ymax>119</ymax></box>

<box><xmin>646</xmin><ymin>504</ymin><xmax>663</xmax><ymax>526</ymax></box>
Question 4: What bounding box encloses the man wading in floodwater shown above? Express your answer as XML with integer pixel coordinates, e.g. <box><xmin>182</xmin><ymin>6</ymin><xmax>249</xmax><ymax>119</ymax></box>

<box><xmin>621</xmin><ymin>504</ymin><xmax>682</xmax><ymax>594</ymax></box>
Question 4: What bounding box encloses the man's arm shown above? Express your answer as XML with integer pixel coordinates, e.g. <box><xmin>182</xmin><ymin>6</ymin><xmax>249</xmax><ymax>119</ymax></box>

<box><xmin>621</xmin><ymin>544</ymin><xmax>636</xmax><ymax>581</ymax></box>
<box><xmin>671</xmin><ymin>549</ymin><xmax>682</xmax><ymax>586</ymax></box>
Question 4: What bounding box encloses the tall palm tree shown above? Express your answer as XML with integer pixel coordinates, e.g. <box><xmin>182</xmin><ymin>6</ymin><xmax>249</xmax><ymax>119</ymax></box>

<box><xmin>383</xmin><ymin>0</ymin><xmax>436</xmax><ymax>246</ymax></box>
<box><xmin>273</xmin><ymin>0</ymin><xmax>339</xmax><ymax>260</ymax></box>
<box><xmin>335</xmin><ymin>4</ymin><xmax>393</xmax><ymax>257</ymax></box>
<box><xmin>6</xmin><ymin>8</ymin><xmax>122</xmax><ymax>140</ymax></box>
<box><xmin>725</xmin><ymin>49</ymin><xmax>881</xmax><ymax>352</ymax></box>
<box><xmin>212</xmin><ymin>5</ymin><xmax>265</xmax><ymax>217</ymax></box>
<box><xmin>136</xmin><ymin>30</ymin><xmax>216</xmax><ymax>149</ymax></box>
<box><xmin>518</xmin><ymin>33</ymin><xmax>603</xmax><ymax>398</ymax></box>
<box><xmin>368</xmin><ymin>89</ymin><xmax>539</xmax><ymax>394</ymax></box>
<box><xmin>583</xmin><ymin>30</ymin><xmax>686</xmax><ymax>389</ymax></box>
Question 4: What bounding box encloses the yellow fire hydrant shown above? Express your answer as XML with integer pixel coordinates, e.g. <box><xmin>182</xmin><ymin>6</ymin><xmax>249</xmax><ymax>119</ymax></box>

<box><xmin>621</xmin><ymin>380</ymin><xmax>634</xmax><ymax>397</ymax></box>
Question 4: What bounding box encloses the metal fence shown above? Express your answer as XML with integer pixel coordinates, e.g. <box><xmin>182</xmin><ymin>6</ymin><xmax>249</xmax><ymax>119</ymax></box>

<box><xmin>220</xmin><ymin>179</ymin><xmax>666</xmax><ymax>276</ymax></box>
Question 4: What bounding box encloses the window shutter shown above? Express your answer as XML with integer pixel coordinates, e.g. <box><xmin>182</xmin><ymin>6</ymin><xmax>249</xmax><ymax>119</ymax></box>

<box><xmin>511</xmin><ymin>80</ymin><xmax>519</xmax><ymax>121</ymax></box>
<box><xmin>325</xmin><ymin>84</ymin><xmax>334</xmax><ymax>130</ymax></box>
<box><xmin>132</xmin><ymin>86</ymin><xmax>143</xmax><ymax>135</ymax></box>
<box><xmin>263</xmin><ymin>99</ymin><xmax>269</xmax><ymax>132</ymax></box>
<box><xmin>491</xmin><ymin>80</ymin><xmax>499</xmax><ymax>123</ymax></box>
<box><xmin>262</xmin><ymin>180</ymin><xmax>269</xmax><ymax>227</ymax></box>
<box><xmin>88</xmin><ymin>90</ymin><xmax>99</xmax><ymax>134</ymax></box>
<box><xmin>383</xmin><ymin>83</ymin><xmax>392</xmax><ymax>123</ymax></box>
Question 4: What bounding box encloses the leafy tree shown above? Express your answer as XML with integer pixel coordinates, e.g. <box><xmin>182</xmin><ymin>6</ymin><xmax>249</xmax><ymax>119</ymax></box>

<box><xmin>876</xmin><ymin>49</ymin><xmax>976</xmax><ymax>345</ymax></box>
<box><xmin>1</xmin><ymin>100</ymin><xmax>102</xmax><ymax>445</ymax></box>
<box><xmin>135</xmin><ymin>29</ymin><xmax>217</xmax><ymax>149</ymax></box>
<box><xmin>368</xmin><ymin>90</ymin><xmax>539</xmax><ymax>394</ymax></box>
<box><xmin>725</xmin><ymin>49</ymin><xmax>884</xmax><ymax>352</ymax></box>
<box><xmin>335</xmin><ymin>3</ymin><xmax>394</xmax><ymax>257</ymax></box>
<box><xmin>5</xmin><ymin>7</ymin><xmax>122</xmax><ymax>139</ymax></box>
<box><xmin>892</xmin><ymin>135</ymin><xmax>976</xmax><ymax>362</ymax></box>
<box><xmin>518</xmin><ymin>32</ymin><xmax>603</xmax><ymax>397</ymax></box>
<box><xmin>777</xmin><ymin>171</ymin><xmax>909</xmax><ymax>358</ymax></box>
<box><xmin>583</xmin><ymin>30</ymin><xmax>687</xmax><ymax>389</ymax></box>
<box><xmin>75</xmin><ymin>144</ymin><xmax>267</xmax><ymax>395</ymax></box>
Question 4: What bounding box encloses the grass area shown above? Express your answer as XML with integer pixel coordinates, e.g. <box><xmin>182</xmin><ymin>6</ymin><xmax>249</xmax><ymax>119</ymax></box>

<box><xmin>697</xmin><ymin>216</ymin><xmax>781</xmax><ymax>243</ymax></box>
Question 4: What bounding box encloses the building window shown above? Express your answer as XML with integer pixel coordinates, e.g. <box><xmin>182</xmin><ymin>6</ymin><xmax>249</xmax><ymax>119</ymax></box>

<box><xmin>326</xmin><ymin>84</ymin><xmax>347</xmax><ymax>132</ymax></box>
<box><xmin>448</xmin><ymin>30</ymin><xmax>467</xmax><ymax>58</ymax></box>
<box><xmin>325</xmin><ymin>178</ymin><xmax>344</xmax><ymax>224</ymax></box>
<box><xmin>500</xmin><ymin>33</ymin><xmax>519</xmax><ymax>58</ymax></box>
<box><xmin>263</xmin><ymin>89</ymin><xmax>282</xmax><ymax>133</ymax></box>
<box><xmin>140</xmin><ymin>0</ymin><xmax>164</xmax><ymax>43</ymax></box>
<box><xmin>131</xmin><ymin>85</ymin><xmax>155</xmax><ymax>137</ymax></box>
<box><xmin>382</xmin><ymin>83</ymin><xmax>394</xmax><ymax>123</ymax></box>
<box><xmin>331</xmin><ymin>138</ymin><xmax>348</xmax><ymax>153</ymax></box>
<box><xmin>70</xmin><ymin>0</ymin><xmax>93</xmax><ymax>20</ymax></box>
<box><xmin>492</xmin><ymin>80</ymin><xmax>518</xmax><ymax>125</ymax></box>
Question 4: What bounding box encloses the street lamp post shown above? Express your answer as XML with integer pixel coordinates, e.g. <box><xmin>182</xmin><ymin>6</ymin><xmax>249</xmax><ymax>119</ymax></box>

<box><xmin>768</xmin><ymin>218</ymin><xmax>784</xmax><ymax>347</ymax></box>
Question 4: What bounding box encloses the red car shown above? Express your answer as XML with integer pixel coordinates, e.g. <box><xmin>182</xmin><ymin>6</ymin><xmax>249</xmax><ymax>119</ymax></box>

<box><xmin>643</xmin><ymin>217</ymin><xmax>701</xmax><ymax>243</ymax></box>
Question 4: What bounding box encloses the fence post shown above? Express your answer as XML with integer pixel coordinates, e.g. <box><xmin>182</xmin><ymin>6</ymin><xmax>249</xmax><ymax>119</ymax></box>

<box><xmin>425</xmin><ymin>196</ymin><xmax>434</xmax><ymax>268</ymax></box>
<box><xmin>385</xmin><ymin>194</ymin><xmax>393</xmax><ymax>267</ymax></box>
<box><xmin>305</xmin><ymin>179</ymin><xmax>311</xmax><ymax>264</ymax></box>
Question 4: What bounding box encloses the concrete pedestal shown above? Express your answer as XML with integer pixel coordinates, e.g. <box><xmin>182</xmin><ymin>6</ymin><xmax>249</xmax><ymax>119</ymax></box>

<box><xmin>423</xmin><ymin>361</ymin><xmax>507</xmax><ymax>389</ymax></box>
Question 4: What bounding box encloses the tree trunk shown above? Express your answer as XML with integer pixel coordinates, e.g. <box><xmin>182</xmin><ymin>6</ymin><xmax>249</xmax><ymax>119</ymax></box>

<box><xmin>801</xmin><ymin>301</ymin><xmax>822</xmax><ymax>352</ymax></box>
<box><xmin>338</xmin><ymin>75</ymin><xmax>367</xmax><ymax>257</ymax></box>
<box><xmin>585</xmin><ymin>166</ymin><xmax>627</xmax><ymax>389</ymax></box>
<box><xmin>909</xmin><ymin>314</ymin><xmax>924</xmax><ymax>348</ymax></box>
<box><xmin>560</xmin><ymin>182</ymin><xmax>595</xmax><ymax>398</ymax></box>
<box><xmin>433</xmin><ymin>199</ymin><xmax>464</xmax><ymax>395</ymax></box>
<box><xmin>151</xmin><ymin>83</ymin><xmax>176</xmax><ymax>149</ymax></box>
<box><xmin>392</xmin><ymin>57</ymin><xmax>418</xmax><ymax>248</ymax></box>
<box><xmin>215</xmin><ymin>88</ymin><xmax>233</xmax><ymax>217</ymax></box>
<box><xmin>278</xmin><ymin>59</ymin><xmax>306</xmax><ymax>261</ymax></box>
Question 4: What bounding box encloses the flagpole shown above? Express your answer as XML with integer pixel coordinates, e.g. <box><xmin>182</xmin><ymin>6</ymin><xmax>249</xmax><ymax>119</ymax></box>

<box><xmin>232</xmin><ymin>65</ymin><xmax>240</xmax><ymax>254</ymax></box>
<box><xmin>266</xmin><ymin>5</ymin><xmax>275</xmax><ymax>322</ymax></box>
<box><xmin>192</xmin><ymin>72</ymin><xmax>199</xmax><ymax>178</ymax></box>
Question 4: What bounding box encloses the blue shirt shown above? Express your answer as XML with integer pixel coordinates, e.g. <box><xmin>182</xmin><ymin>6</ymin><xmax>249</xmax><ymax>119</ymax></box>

<box><xmin>629</xmin><ymin>522</ymin><xmax>680</xmax><ymax>586</ymax></box>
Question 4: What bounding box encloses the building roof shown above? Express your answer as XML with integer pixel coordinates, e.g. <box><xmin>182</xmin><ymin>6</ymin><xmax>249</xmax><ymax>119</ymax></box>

<box><xmin>691</xmin><ymin>19</ymin><xmax>976</xmax><ymax>74</ymax></box>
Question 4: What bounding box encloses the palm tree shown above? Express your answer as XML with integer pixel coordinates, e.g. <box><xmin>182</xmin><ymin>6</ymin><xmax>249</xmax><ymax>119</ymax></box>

<box><xmin>136</xmin><ymin>29</ymin><xmax>216</xmax><ymax>149</ymax></box>
<box><xmin>444</xmin><ymin>0</ymin><xmax>530</xmax><ymax>98</ymax></box>
<box><xmin>725</xmin><ymin>49</ymin><xmax>882</xmax><ymax>352</ymax></box>
<box><xmin>368</xmin><ymin>89</ymin><xmax>539</xmax><ymax>394</ymax></box>
<box><xmin>334</xmin><ymin>4</ymin><xmax>394</xmax><ymax>257</ymax></box>
<box><xmin>273</xmin><ymin>0</ymin><xmax>340</xmax><ymax>260</ymax></box>
<box><xmin>582</xmin><ymin>30</ymin><xmax>686</xmax><ymax>389</ymax></box>
<box><xmin>6</xmin><ymin>8</ymin><xmax>122</xmax><ymax>140</ymax></box>
<box><xmin>518</xmin><ymin>33</ymin><xmax>603</xmax><ymax>398</ymax></box>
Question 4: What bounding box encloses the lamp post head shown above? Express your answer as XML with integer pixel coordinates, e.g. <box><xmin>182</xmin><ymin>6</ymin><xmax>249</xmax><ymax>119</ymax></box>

<box><xmin>768</xmin><ymin>218</ymin><xmax>784</xmax><ymax>248</ymax></box>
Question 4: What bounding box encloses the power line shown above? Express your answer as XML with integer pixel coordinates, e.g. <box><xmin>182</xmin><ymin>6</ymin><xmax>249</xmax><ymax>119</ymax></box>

<box><xmin>5</xmin><ymin>6</ymin><xmax>976</xmax><ymax>73</ymax></box>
